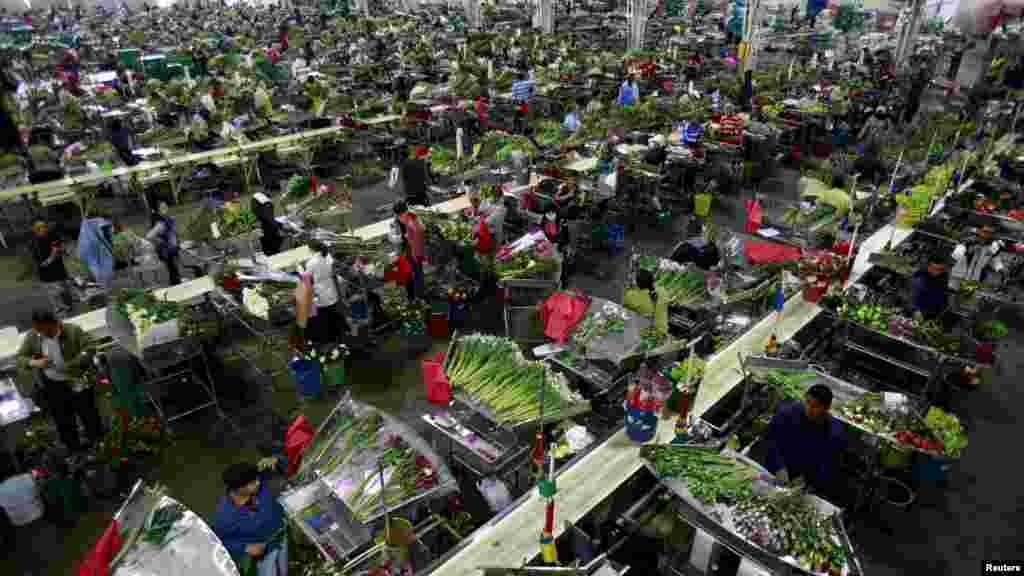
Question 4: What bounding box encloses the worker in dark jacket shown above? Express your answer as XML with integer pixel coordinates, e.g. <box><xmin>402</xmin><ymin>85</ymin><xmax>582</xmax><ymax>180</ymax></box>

<box><xmin>763</xmin><ymin>385</ymin><xmax>846</xmax><ymax>497</ymax></box>
<box><xmin>911</xmin><ymin>252</ymin><xmax>949</xmax><ymax>319</ymax></box>
<box><xmin>402</xmin><ymin>147</ymin><xmax>431</xmax><ymax>207</ymax></box>
<box><xmin>109</xmin><ymin>118</ymin><xmax>139</xmax><ymax>166</ymax></box>
<box><xmin>214</xmin><ymin>458</ymin><xmax>288</xmax><ymax>576</ymax></box>
<box><xmin>31</xmin><ymin>221</ymin><xmax>73</xmax><ymax>317</ymax></box>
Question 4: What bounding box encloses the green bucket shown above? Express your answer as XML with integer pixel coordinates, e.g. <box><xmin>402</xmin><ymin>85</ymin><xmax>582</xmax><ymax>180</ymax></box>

<box><xmin>694</xmin><ymin>193</ymin><xmax>713</xmax><ymax>217</ymax></box>
<box><xmin>324</xmin><ymin>364</ymin><xmax>346</xmax><ymax>389</ymax></box>
<box><xmin>460</xmin><ymin>248</ymin><xmax>481</xmax><ymax>278</ymax></box>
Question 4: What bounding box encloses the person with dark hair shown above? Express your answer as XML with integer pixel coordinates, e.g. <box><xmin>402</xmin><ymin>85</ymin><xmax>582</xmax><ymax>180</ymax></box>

<box><xmin>16</xmin><ymin>308</ymin><xmax>101</xmax><ymax>452</ymax></box>
<box><xmin>109</xmin><ymin>118</ymin><xmax>139</xmax><ymax>166</ymax></box>
<box><xmin>911</xmin><ymin>252</ymin><xmax>949</xmax><ymax>319</ymax></box>
<box><xmin>31</xmin><ymin>221</ymin><xmax>73</xmax><ymax>317</ymax></box>
<box><xmin>303</xmin><ymin>240</ymin><xmax>349</xmax><ymax>343</ymax></box>
<box><xmin>511</xmin><ymin>70</ymin><xmax>533</xmax><ymax>134</ymax></box>
<box><xmin>763</xmin><ymin>383</ymin><xmax>846</xmax><ymax>496</ymax></box>
<box><xmin>401</xmin><ymin>147</ymin><xmax>431</xmax><ymax>208</ymax></box>
<box><xmin>145</xmin><ymin>201</ymin><xmax>181</xmax><ymax>286</ymax></box>
<box><xmin>214</xmin><ymin>457</ymin><xmax>289</xmax><ymax>576</ymax></box>
<box><xmin>394</xmin><ymin>200</ymin><xmax>425</xmax><ymax>300</ymax></box>
<box><xmin>622</xmin><ymin>268</ymin><xmax>668</xmax><ymax>335</ymax></box>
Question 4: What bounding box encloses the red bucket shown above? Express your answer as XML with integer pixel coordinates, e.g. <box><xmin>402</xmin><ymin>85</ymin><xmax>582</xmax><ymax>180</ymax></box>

<box><xmin>803</xmin><ymin>282</ymin><xmax>828</xmax><ymax>303</ymax></box>
<box><xmin>428</xmin><ymin>312</ymin><xmax>449</xmax><ymax>338</ymax></box>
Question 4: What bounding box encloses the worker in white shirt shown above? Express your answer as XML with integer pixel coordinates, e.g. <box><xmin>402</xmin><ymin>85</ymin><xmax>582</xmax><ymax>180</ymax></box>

<box><xmin>949</xmin><ymin>224</ymin><xmax>1006</xmax><ymax>291</ymax></box>
<box><xmin>303</xmin><ymin>241</ymin><xmax>348</xmax><ymax>343</ymax></box>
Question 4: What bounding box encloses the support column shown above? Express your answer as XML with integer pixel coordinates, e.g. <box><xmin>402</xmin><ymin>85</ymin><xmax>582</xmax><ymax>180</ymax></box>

<box><xmin>627</xmin><ymin>0</ymin><xmax>649</xmax><ymax>51</ymax></box>
<box><xmin>896</xmin><ymin>0</ymin><xmax>925</xmax><ymax>68</ymax></box>
<box><xmin>463</xmin><ymin>0</ymin><xmax>480</xmax><ymax>29</ymax></box>
<box><xmin>534</xmin><ymin>0</ymin><xmax>553</xmax><ymax>33</ymax></box>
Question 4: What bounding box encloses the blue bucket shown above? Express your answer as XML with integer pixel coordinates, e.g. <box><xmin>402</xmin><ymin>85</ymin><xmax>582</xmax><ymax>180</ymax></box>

<box><xmin>290</xmin><ymin>359</ymin><xmax>323</xmax><ymax>399</ymax></box>
<box><xmin>625</xmin><ymin>407</ymin><xmax>658</xmax><ymax>443</ymax></box>
<box><xmin>448</xmin><ymin>300</ymin><xmax>467</xmax><ymax>324</ymax></box>
<box><xmin>350</xmin><ymin>300</ymin><xmax>369</xmax><ymax>322</ymax></box>
<box><xmin>912</xmin><ymin>453</ymin><xmax>952</xmax><ymax>483</ymax></box>
<box><xmin>607</xmin><ymin>224</ymin><xmax>625</xmax><ymax>255</ymax></box>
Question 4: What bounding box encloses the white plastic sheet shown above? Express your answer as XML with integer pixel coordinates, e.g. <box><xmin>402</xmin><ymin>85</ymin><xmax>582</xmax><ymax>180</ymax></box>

<box><xmin>114</xmin><ymin>496</ymin><xmax>239</xmax><ymax>576</ymax></box>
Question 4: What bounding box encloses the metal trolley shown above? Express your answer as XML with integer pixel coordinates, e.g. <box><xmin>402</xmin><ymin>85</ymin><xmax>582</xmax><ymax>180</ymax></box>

<box><xmin>500</xmin><ymin>276</ymin><xmax>560</xmax><ymax>344</ymax></box>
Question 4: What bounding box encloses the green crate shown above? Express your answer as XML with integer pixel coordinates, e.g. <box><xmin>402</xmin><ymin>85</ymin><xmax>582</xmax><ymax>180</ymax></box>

<box><xmin>164</xmin><ymin>63</ymin><xmax>185</xmax><ymax>80</ymax></box>
<box><xmin>11</xmin><ymin>25</ymin><xmax>33</xmax><ymax>45</ymax></box>
<box><xmin>142</xmin><ymin>54</ymin><xmax>166</xmax><ymax>79</ymax></box>
<box><xmin>118</xmin><ymin>48</ymin><xmax>141</xmax><ymax>70</ymax></box>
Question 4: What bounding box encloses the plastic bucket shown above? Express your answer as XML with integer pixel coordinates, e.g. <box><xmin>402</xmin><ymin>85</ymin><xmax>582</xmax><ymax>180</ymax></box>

<box><xmin>290</xmin><ymin>359</ymin><xmax>323</xmax><ymax>399</ymax></box>
<box><xmin>694</xmin><ymin>194</ymin><xmax>713</xmax><ymax>217</ymax></box>
<box><xmin>913</xmin><ymin>453</ymin><xmax>953</xmax><ymax>483</ymax></box>
<box><xmin>607</xmin><ymin>224</ymin><xmax>625</xmax><ymax>254</ymax></box>
<box><xmin>324</xmin><ymin>365</ymin><xmax>346</xmax><ymax>389</ymax></box>
<box><xmin>0</xmin><ymin>474</ymin><xmax>43</xmax><ymax>526</ymax></box>
<box><xmin>429</xmin><ymin>309</ymin><xmax>450</xmax><ymax>338</ymax></box>
<box><xmin>626</xmin><ymin>407</ymin><xmax>658</xmax><ymax>443</ymax></box>
<box><xmin>448</xmin><ymin>300</ymin><xmax>468</xmax><ymax>324</ymax></box>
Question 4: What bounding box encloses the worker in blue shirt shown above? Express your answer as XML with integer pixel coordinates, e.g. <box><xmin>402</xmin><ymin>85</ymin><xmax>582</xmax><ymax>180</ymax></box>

<box><xmin>618</xmin><ymin>74</ymin><xmax>638</xmax><ymax>107</ymax></box>
<box><xmin>911</xmin><ymin>252</ymin><xmax>949</xmax><ymax>320</ymax></box>
<box><xmin>214</xmin><ymin>457</ymin><xmax>289</xmax><ymax>576</ymax></box>
<box><xmin>763</xmin><ymin>385</ymin><xmax>846</xmax><ymax>499</ymax></box>
<box><xmin>563</xmin><ymin>97</ymin><xmax>586</xmax><ymax>132</ymax></box>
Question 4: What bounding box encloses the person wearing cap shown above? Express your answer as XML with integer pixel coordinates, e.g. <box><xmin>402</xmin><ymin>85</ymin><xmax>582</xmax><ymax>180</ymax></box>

<box><xmin>214</xmin><ymin>457</ymin><xmax>289</xmax><ymax>576</ymax></box>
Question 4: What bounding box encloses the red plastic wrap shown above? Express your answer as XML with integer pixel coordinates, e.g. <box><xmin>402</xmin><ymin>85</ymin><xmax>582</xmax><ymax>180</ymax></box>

<box><xmin>541</xmin><ymin>291</ymin><xmax>591</xmax><ymax>343</ymax></box>
<box><xmin>745</xmin><ymin>241</ymin><xmax>801</xmax><ymax>265</ymax></box>
<box><xmin>422</xmin><ymin>352</ymin><xmax>452</xmax><ymax>406</ymax></box>
<box><xmin>744</xmin><ymin>198</ymin><xmax>763</xmax><ymax>233</ymax></box>
<box><xmin>77</xmin><ymin>520</ymin><xmax>122</xmax><ymax>576</ymax></box>
<box><xmin>285</xmin><ymin>416</ymin><xmax>315</xmax><ymax>477</ymax></box>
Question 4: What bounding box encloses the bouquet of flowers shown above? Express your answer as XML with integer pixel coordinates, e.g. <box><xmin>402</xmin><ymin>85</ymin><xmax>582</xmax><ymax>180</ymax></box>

<box><xmin>448</xmin><ymin>286</ymin><xmax>470</xmax><ymax>303</ymax></box>
<box><xmin>321</xmin><ymin>344</ymin><xmax>350</xmax><ymax>368</ymax></box>
<box><xmin>798</xmin><ymin>252</ymin><xmax>848</xmax><ymax>303</ymax></box>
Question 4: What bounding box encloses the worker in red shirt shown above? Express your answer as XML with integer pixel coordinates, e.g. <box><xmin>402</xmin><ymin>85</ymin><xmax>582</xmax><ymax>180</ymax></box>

<box><xmin>475</xmin><ymin>82</ymin><xmax>492</xmax><ymax>135</ymax></box>
<box><xmin>394</xmin><ymin>201</ymin><xmax>426</xmax><ymax>301</ymax></box>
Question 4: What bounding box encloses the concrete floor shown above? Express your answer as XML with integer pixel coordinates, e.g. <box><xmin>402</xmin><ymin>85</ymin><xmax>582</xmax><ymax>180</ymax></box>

<box><xmin>2</xmin><ymin>164</ymin><xmax>1023</xmax><ymax>576</ymax></box>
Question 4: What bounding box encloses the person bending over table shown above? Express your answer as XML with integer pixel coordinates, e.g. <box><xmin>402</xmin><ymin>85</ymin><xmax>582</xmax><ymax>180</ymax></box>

<box><xmin>911</xmin><ymin>251</ymin><xmax>949</xmax><ymax>320</ymax></box>
<box><xmin>214</xmin><ymin>458</ymin><xmax>288</xmax><ymax>576</ymax></box>
<box><xmin>623</xmin><ymin>269</ymin><xmax>668</xmax><ymax>336</ymax></box>
<box><xmin>763</xmin><ymin>384</ymin><xmax>847</xmax><ymax>499</ymax></box>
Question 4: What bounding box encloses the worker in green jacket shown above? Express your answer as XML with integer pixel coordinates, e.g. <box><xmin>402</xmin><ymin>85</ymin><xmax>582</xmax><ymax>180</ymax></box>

<box><xmin>17</xmin><ymin>308</ymin><xmax>101</xmax><ymax>452</ymax></box>
<box><xmin>623</xmin><ymin>269</ymin><xmax>669</xmax><ymax>335</ymax></box>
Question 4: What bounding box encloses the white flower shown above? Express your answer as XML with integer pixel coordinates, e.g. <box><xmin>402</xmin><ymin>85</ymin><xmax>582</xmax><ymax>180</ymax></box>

<box><xmin>331</xmin><ymin>351</ymin><xmax>339</xmax><ymax>360</ymax></box>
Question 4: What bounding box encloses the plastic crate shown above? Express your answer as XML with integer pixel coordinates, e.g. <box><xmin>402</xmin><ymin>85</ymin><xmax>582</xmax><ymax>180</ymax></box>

<box><xmin>142</xmin><ymin>54</ymin><xmax>166</xmax><ymax>79</ymax></box>
<box><xmin>118</xmin><ymin>48</ymin><xmax>141</xmax><ymax>70</ymax></box>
